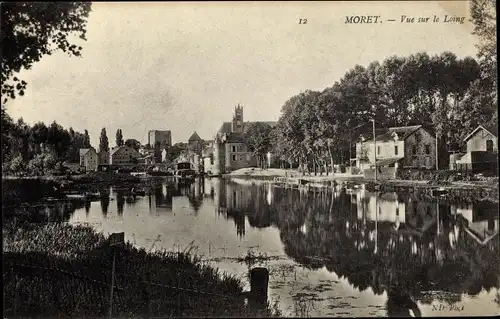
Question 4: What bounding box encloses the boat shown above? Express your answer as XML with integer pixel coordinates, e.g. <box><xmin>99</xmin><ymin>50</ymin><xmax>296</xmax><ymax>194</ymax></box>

<box><xmin>174</xmin><ymin>162</ymin><xmax>196</xmax><ymax>184</ymax></box>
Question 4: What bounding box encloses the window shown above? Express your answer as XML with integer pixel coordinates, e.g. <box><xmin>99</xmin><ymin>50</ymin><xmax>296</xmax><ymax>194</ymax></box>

<box><xmin>232</xmin><ymin>145</ymin><xmax>236</xmax><ymax>152</ymax></box>
<box><xmin>425</xmin><ymin>144</ymin><xmax>430</xmax><ymax>154</ymax></box>
<box><xmin>232</xmin><ymin>155</ymin><xmax>236</xmax><ymax>161</ymax></box>
<box><xmin>412</xmin><ymin>146</ymin><xmax>417</xmax><ymax>154</ymax></box>
<box><xmin>394</xmin><ymin>146</ymin><xmax>398</xmax><ymax>156</ymax></box>
<box><xmin>486</xmin><ymin>140</ymin><xmax>494</xmax><ymax>152</ymax></box>
<box><xmin>377</xmin><ymin>146</ymin><xmax>380</xmax><ymax>155</ymax></box>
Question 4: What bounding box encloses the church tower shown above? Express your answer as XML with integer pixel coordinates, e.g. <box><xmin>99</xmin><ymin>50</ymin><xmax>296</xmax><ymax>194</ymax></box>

<box><xmin>231</xmin><ymin>104</ymin><xmax>244</xmax><ymax>133</ymax></box>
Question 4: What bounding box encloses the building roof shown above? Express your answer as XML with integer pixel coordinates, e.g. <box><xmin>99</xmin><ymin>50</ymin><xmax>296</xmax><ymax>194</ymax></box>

<box><xmin>110</xmin><ymin>145</ymin><xmax>139</xmax><ymax>156</ymax></box>
<box><xmin>217</xmin><ymin>121</ymin><xmax>277</xmax><ymax>135</ymax></box>
<box><xmin>79</xmin><ymin>148</ymin><xmax>95</xmax><ymax>156</ymax></box>
<box><xmin>359</xmin><ymin>125</ymin><xmax>430</xmax><ymax>142</ymax></box>
<box><xmin>227</xmin><ymin>132</ymin><xmax>246</xmax><ymax>143</ymax></box>
<box><xmin>188</xmin><ymin>131</ymin><xmax>203</xmax><ymax>142</ymax></box>
<box><xmin>463</xmin><ymin>124</ymin><xmax>499</xmax><ymax>142</ymax></box>
<box><xmin>376</xmin><ymin>125</ymin><xmax>423</xmax><ymax>142</ymax></box>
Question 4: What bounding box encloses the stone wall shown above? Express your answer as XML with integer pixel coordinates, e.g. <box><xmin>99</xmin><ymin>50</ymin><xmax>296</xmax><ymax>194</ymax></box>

<box><xmin>402</xmin><ymin>127</ymin><xmax>436</xmax><ymax>169</ymax></box>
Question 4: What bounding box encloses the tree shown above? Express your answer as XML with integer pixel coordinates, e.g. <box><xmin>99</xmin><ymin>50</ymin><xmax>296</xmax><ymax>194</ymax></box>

<box><xmin>1</xmin><ymin>2</ymin><xmax>92</xmax><ymax>103</ymax></box>
<box><xmin>243</xmin><ymin>122</ymin><xmax>273</xmax><ymax>168</ymax></box>
<box><xmin>116</xmin><ymin>129</ymin><xmax>124</xmax><ymax>147</ymax></box>
<box><xmin>469</xmin><ymin>0</ymin><xmax>497</xmax><ymax>135</ymax></box>
<box><xmin>83</xmin><ymin>129</ymin><xmax>91</xmax><ymax>148</ymax></box>
<box><xmin>99</xmin><ymin>128</ymin><xmax>109</xmax><ymax>152</ymax></box>
<box><xmin>470</xmin><ymin>0</ymin><xmax>497</xmax><ymax>84</ymax></box>
<box><xmin>124</xmin><ymin>138</ymin><xmax>141</xmax><ymax>151</ymax></box>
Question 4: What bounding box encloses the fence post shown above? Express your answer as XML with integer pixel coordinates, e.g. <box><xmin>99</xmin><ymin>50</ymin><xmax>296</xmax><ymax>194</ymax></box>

<box><xmin>108</xmin><ymin>247</ymin><xmax>116</xmax><ymax>319</ymax></box>
<box><xmin>248</xmin><ymin>267</ymin><xmax>269</xmax><ymax>311</ymax></box>
<box><xmin>177</xmin><ymin>269</ymin><xmax>181</xmax><ymax>317</ymax></box>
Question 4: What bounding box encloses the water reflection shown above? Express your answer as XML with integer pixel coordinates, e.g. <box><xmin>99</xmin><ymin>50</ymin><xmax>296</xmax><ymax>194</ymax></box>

<box><xmin>6</xmin><ymin>178</ymin><xmax>500</xmax><ymax>316</ymax></box>
<box><xmin>207</xmin><ymin>179</ymin><xmax>499</xmax><ymax>310</ymax></box>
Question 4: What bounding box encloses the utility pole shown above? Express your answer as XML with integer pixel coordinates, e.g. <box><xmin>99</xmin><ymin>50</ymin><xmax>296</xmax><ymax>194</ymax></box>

<box><xmin>435</xmin><ymin>131</ymin><xmax>439</xmax><ymax>170</ymax></box>
<box><xmin>372</xmin><ymin>119</ymin><xmax>377</xmax><ymax>181</ymax></box>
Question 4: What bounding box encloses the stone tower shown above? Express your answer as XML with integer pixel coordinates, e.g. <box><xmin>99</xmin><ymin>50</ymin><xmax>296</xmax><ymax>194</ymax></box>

<box><xmin>232</xmin><ymin>104</ymin><xmax>244</xmax><ymax>133</ymax></box>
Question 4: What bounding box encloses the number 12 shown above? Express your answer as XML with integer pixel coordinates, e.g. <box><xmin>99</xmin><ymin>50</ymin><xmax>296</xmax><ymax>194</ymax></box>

<box><xmin>299</xmin><ymin>18</ymin><xmax>307</xmax><ymax>24</ymax></box>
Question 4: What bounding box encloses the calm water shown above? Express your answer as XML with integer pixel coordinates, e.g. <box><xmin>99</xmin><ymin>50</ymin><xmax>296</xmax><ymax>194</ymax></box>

<box><xmin>16</xmin><ymin>178</ymin><xmax>500</xmax><ymax>317</ymax></box>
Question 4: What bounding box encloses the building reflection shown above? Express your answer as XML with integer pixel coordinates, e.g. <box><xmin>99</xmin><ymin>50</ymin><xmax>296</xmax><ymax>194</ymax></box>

<box><xmin>209</xmin><ymin>179</ymin><xmax>281</xmax><ymax>238</ymax></box>
<box><xmin>208</xmin><ymin>180</ymin><xmax>499</xmax><ymax>310</ymax></box>
<box><xmin>115</xmin><ymin>188</ymin><xmax>125</xmax><ymax>216</ymax></box>
<box><xmin>148</xmin><ymin>184</ymin><xmax>173</xmax><ymax>215</ymax></box>
<box><xmin>100</xmin><ymin>188</ymin><xmax>110</xmax><ymax>216</ymax></box>
<box><xmin>203</xmin><ymin>178</ymin><xmax>215</xmax><ymax>200</ymax></box>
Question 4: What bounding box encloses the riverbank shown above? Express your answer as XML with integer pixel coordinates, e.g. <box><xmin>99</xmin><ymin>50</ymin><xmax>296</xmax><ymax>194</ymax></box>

<box><xmin>225</xmin><ymin>168</ymin><xmax>499</xmax><ymax>203</ymax></box>
<box><xmin>3</xmin><ymin>221</ymin><xmax>280</xmax><ymax>318</ymax></box>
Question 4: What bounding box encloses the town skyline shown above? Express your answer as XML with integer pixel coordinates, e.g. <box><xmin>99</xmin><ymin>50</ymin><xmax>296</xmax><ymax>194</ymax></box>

<box><xmin>4</xmin><ymin>1</ymin><xmax>478</xmax><ymax>147</ymax></box>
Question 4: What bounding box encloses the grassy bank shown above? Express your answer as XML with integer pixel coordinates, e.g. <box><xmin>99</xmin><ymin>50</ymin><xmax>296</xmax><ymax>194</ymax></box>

<box><xmin>3</xmin><ymin>222</ymin><xmax>280</xmax><ymax>317</ymax></box>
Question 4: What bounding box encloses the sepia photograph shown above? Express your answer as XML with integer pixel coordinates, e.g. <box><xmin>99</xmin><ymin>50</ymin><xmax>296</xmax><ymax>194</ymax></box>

<box><xmin>1</xmin><ymin>0</ymin><xmax>498</xmax><ymax>317</ymax></box>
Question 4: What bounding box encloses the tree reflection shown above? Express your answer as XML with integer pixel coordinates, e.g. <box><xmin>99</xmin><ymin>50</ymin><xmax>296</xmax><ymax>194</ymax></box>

<box><xmin>213</xmin><ymin>179</ymin><xmax>500</xmax><ymax>309</ymax></box>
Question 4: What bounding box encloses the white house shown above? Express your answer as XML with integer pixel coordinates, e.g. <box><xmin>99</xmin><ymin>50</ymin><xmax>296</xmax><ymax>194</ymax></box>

<box><xmin>79</xmin><ymin>147</ymin><xmax>98</xmax><ymax>172</ymax></box>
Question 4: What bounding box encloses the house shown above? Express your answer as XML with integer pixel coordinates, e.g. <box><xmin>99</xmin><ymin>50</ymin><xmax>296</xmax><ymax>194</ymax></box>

<box><xmin>202</xmin><ymin>145</ymin><xmax>215</xmax><ymax>175</ymax></box>
<box><xmin>139</xmin><ymin>154</ymin><xmax>154</xmax><ymax>165</ymax></box>
<box><xmin>79</xmin><ymin>147</ymin><xmax>98</xmax><ymax>172</ymax></box>
<box><xmin>98</xmin><ymin>150</ymin><xmax>109</xmax><ymax>165</ymax></box>
<box><xmin>109</xmin><ymin>146</ymin><xmax>140</xmax><ymax>166</ymax></box>
<box><xmin>354</xmin><ymin>125</ymin><xmax>436</xmax><ymax>179</ymax></box>
<box><xmin>188</xmin><ymin>131</ymin><xmax>204</xmax><ymax>155</ymax></box>
<box><xmin>212</xmin><ymin>104</ymin><xmax>277</xmax><ymax>175</ymax></box>
<box><xmin>451</xmin><ymin>125</ymin><xmax>498</xmax><ymax>173</ymax></box>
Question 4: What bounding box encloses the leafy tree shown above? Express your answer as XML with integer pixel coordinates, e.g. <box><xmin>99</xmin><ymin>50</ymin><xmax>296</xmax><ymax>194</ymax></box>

<box><xmin>1</xmin><ymin>107</ymin><xmax>15</xmax><ymax>161</ymax></box>
<box><xmin>99</xmin><ymin>128</ymin><xmax>109</xmax><ymax>152</ymax></box>
<box><xmin>470</xmin><ymin>0</ymin><xmax>497</xmax><ymax>85</ymax></box>
<box><xmin>1</xmin><ymin>2</ymin><xmax>92</xmax><ymax>103</ymax></box>
<box><xmin>9</xmin><ymin>154</ymin><xmax>25</xmax><ymax>175</ymax></box>
<box><xmin>243</xmin><ymin>122</ymin><xmax>273</xmax><ymax>168</ymax></box>
<box><xmin>116</xmin><ymin>129</ymin><xmax>124</xmax><ymax>147</ymax></box>
<box><xmin>124</xmin><ymin>138</ymin><xmax>141</xmax><ymax>151</ymax></box>
<box><xmin>164</xmin><ymin>142</ymin><xmax>187</xmax><ymax>163</ymax></box>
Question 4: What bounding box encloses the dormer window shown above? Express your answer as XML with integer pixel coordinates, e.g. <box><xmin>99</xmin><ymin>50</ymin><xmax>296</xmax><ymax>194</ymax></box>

<box><xmin>391</xmin><ymin>132</ymin><xmax>399</xmax><ymax>141</ymax></box>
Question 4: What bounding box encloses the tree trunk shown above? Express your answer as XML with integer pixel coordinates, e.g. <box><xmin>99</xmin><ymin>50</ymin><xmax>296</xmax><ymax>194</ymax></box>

<box><xmin>328</xmin><ymin>147</ymin><xmax>334</xmax><ymax>176</ymax></box>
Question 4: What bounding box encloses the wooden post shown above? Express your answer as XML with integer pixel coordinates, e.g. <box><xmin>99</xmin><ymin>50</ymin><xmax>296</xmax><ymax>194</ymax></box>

<box><xmin>108</xmin><ymin>232</ymin><xmax>124</xmax><ymax>319</ymax></box>
<box><xmin>248</xmin><ymin>267</ymin><xmax>269</xmax><ymax>310</ymax></box>
<box><xmin>176</xmin><ymin>270</ymin><xmax>181</xmax><ymax>317</ymax></box>
<box><xmin>109</xmin><ymin>248</ymin><xmax>116</xmax><ymax>319</ymax></box>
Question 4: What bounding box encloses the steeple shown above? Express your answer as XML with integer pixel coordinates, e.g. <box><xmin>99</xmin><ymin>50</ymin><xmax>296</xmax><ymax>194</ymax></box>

<box><xmin>232</xmin><ymin>103</ymin><xmax>244</xmax><ymax>133</ymax></box>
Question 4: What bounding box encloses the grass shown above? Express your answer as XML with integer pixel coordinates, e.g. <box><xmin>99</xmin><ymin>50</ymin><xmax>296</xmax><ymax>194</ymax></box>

<box><xmin>3</xmin><ymin>221</ymin><xmax>281</xmax><ymax>318</ymax></box>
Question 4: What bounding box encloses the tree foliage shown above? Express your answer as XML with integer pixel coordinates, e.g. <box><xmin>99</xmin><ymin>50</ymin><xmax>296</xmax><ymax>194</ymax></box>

<box><xmin>124</xmin><ymin>138</ymin><xmax>141</xmax><ymax>151</ymax></box>
<box><xmin>116</xmin><ymin>129</ymin><xmax>124</xmax><ymax>147</ymax></box>
<box><xmin>1</xmin><ymin>112</ymin><xmax>89</xmax><ymax>175</ymax></box>
<box><xmin>99</xmin><ymin>128</ymin><xmax>109</xmax><ymax>152</ymax></box>
<box><xmin>243</xmin><ymin>122</ymin><xmax>273</xmax><ymax>168</ymax></box>
<box><xmin>271</xmin><ymin>51</ymin><xmax>489</xmax><ymax>175</ymax></box>
<box><xmin>1</xmin><ymin>2</ymin><xmax>92</xmax><ymax>103</ymax></box>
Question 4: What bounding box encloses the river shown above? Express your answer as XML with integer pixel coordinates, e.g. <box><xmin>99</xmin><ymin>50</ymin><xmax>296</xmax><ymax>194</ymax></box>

<box><xmin>12</xmin><ymin>177</ymin><xmax>500</xmax><ymax>317</ymax></box>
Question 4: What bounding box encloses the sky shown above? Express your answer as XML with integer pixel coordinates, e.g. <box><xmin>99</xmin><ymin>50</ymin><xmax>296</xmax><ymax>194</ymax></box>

<box><xmin>5</xmin><ymin>1</ymin><xmax>478</xmax><ymax>146</ymax></box>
